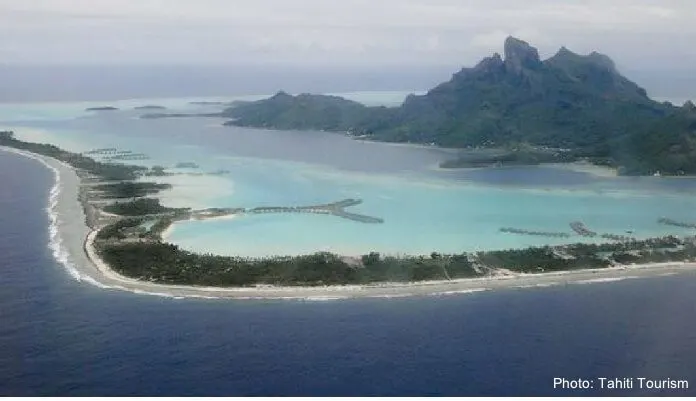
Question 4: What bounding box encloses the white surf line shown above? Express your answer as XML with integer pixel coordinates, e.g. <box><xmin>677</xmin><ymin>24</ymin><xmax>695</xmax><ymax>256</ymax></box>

<box><xmin>513</xmin><ymin>282</ymin><xmax>560</xmax><ymax>289</ymax></box>
<box><xmin>429</xmin><ymin>288</ymin><xmax>490</xmax><ymax>296</ymax></box>
<box><xmin>572</xmin><ymin>276</ymin><xmax>640</xmax><ymax>285</ymax></box>
<box><xmin>1</xmin><ymin>147</ymin><xmax>89</xmax><ymax>283</ymax></box>
<box><xmin>1</xmin><ymin>147</ymin><xmax>181</xmax><ymax>299</ymax></box>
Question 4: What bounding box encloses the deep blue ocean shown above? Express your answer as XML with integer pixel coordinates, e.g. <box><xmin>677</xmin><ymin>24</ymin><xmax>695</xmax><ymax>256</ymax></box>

<box><xmin>1</xmin><ymin>150</ymin><xmax>696</xmax><ymax>396</ymax></box>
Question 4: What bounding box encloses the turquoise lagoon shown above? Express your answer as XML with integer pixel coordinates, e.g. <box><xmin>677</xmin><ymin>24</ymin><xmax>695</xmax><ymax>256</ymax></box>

<box><xmin>3</xmin><ymin>92</ymin><xmax>696</xmax><ymax>257</ymax></box>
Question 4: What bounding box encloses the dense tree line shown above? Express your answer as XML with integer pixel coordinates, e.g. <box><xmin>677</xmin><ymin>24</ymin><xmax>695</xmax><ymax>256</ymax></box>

<box><xmin>477</xmin><ymin>247</ymin><xmax>610</xmax><ymax>273</ymax></box>
<box><xmin>93</xmin><ymin>182</ymin><xmax>172</xmax><ymax>199</ymax></box>
<box><xmin>440</xmin><ymin>145</ymin><xmax>576</xmax><ymax>168</ymax></box>
<box><xmin>144</xmin><ymin>217</ymin><xmax>174</xmax><ymax>239</ymax></box>
<box><xmin>97</xmin><ymin>243</ymin><xmax>481</xmax><ymax>286</ymax></box>
<box><xmin>103</xmin><ymin>198</ymin><xmax>189</xmax><ymax>216</ymax></box>
<box><xmin>96</xmin><ymin>218</ymin><xmax>145</xmax><ymax>240</ymax></box>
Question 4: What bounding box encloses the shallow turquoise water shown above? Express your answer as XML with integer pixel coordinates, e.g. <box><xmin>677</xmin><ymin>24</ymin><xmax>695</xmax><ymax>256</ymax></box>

<box><xmin>3</xmin><ymin>93</ymin><xmax>696</xmax><ymax>257</ymax></box>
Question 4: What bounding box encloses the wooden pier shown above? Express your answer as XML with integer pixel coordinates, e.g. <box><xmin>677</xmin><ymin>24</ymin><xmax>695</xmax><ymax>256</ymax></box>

<box><xmin>82</xmin><ymin>148</ymin><xmax>150</xmax><ymax>161</ymax></box>
<box><xmin>169</xmin><ymin>199</ymin><xmax>384</xmax><ymax>225</ymax></box>
<box><xmin>658</xmin><ymin>217</ymin><xmax>696</xmax><ymax>229</ymax></box>
<box><xmin>500</xmin><ymin>222</ymin><xmax>634</xmax><ymax>242</ymax></box>
<box><xmin>247</xmin><ymin>199</ymin><xmax>383</xmax><ymax>224</ymax></box>
<box><xmin>103</xmin><ymin>153</ymin><xmax>150</xmax><ymax>161</ymax></box>
<box><xmin>499</xmin><ymin>227</ymin><xmax>571</xmax><ymax>238</ymax></box>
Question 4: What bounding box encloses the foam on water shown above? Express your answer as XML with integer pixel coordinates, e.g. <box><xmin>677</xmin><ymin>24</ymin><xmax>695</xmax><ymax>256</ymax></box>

<box><xmin>366</xmin><ymin>293</ymin><xmax>416</xmax><ymax>299</ymax></box>
<box><xmin>184</xmin><ymin>294</ymin><xmax>223</xmax><ymax>300</ymax></box>
<box><xmin>33</xmin><ymin>150</ymin><xmax>86</xmax><ymax>284</ymax></box>
<box><xmin>79</xmin><ymin>275</ymin><xmax>114</xmax><ymax>290</ymax></box>
<box><xmin>514</xmin><ymin>282</ymin><xmax>560</xmax><ymax>289</ymax></box>
<box><xmin>130</xmin><ymin>289</ymin><xmax>185</xmax><ymax>299</ymax></box>
<box><xmin>430</xmin><ymin>288</ymin><xmax>490</xmax><ymax>296</ymax></box>
<box><xmin>303</xmin><ymin>296</ymin><xmax>348</xmax><ymax>301</ymax></box>
<box><xmin>573</xmin><ymin>277</ymin><xmax>639</xmax><ymax>285</ymax></box>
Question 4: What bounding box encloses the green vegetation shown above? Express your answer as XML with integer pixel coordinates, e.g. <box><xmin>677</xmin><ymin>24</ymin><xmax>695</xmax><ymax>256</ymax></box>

<box><xmin>103</xmin><ymin>198</ymin><xmax>189</xmax><ymax>216</ymax></box>
<box><xmin>96</xmin><ymin>218</ymin><xmax>145</xmax><ymax>240</ymax></box>
<box><xmin>96</xmin><ymin>216</ymin><xmax>175</xmax><ymax>241</ymax></box>
<box><xmin>440</xmin><ymin>144</ymin><xmax>575</xmax><ymax>168</ymax></box>
<box><xmin>0</xmin><ymin>131</ymin><xmax>146</xmax><ymax>180</ymax></box>
<box><xmin>145</xmin><ymin>217</ymin><xmax>174</xmax><ymax>238</ymax></box>
<box><xmin>224</xmin><ymin>92</ymin><xmax>370</xmax><ymax>131</ymax></box>
<box><xmin>617</xmin><ymin>113</ymin><xmax>696</xmax><ymax>175</ymax></box>
<box><xmin>134</xmin><ymin>105</ymin><xmax>167</xmax><ymax>110</ymax></box>
<box><xmin>143</xmin><ymin>165</ymin><xmax>170</xmax><ymax>177</ymax></box>
<box><xmin>97</xmin><ymin>243</ymin><xmax>477</xmax><ymax>286</ymax></box>
<box><xmin>95</xmin><ymin>224</ymin><xmax>694</xmax><ymax>287</ymax></box>
<box><xmin>222</xmin><ymin>37</ymin><xmax>696</xmax><ymax>176</ymax></box>
<box><xmin>93</xmin><ymin>182</ymin><xmax>172</xmax><ymax>199</ymax></box>
<box><xmin>478</xmin><ymin>246</ymin><xmax>609</xmax><ymax>273</ymax></box>
<box><xmin>140</xmin><ymin>112</ymin><xmax>222</xmax><ymax>119</ymax></box>
<box><xmin>478</xmin><ymin>236</ymin><xmax>688</xmax><ymax>274</ymax></box>
<box><xmin>86</xmin><ymin>106</ymin><xmax>118</xmax><ymax>111</ymax></box>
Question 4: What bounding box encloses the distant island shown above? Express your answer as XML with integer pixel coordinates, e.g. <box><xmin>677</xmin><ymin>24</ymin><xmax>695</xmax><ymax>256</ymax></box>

<box><xmin>189</xmin><ymin>101</ymin><xmax>225</xmax><ymax>105</ymax></box>
<box><xmin>140</xmin><ymin>112</ymin><xmax>223</xmax><ymax>119</ymax></box>
<box><xmin>134</xmin><ymin>105</ymin><xmax>167</xmax><ymax>110</ymax></box>
<box><xmin>86</xmin><ymin>106</ymin><xmax>119</xmax><ymax>111</ymax></box>
<box><xmin>222</xmin><ymin>37</ymin><xmax>696</xmax><ymax>176</ymax></box>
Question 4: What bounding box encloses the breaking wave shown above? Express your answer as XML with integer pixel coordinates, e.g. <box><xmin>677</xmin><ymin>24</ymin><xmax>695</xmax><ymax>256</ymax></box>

<box><xmin>573</xmin><ymin>277</ymin><xmax>638</xmax><ymax>285</ymax></box>
<box><xmin>38</xmin><ymin>153</ymin><xmax>88</xmax><ymax>284</ymax></box>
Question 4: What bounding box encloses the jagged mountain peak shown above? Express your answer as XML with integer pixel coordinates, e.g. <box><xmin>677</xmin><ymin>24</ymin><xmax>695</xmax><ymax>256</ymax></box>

<box><xmin>271</xmin><ymin>90</ymin><xmax>292</xmax><ymax>99</ymax></box>
<box><xmin>474</xmin><ymin>52</ymin><xmax>504</xmax><ymax>71</ymax></box>
<box><xmin>503</xmin><ymin>36</ymin><xmax>542</xmax><ymax>73</ymax></box>
<box><xmin>587</xmin><ymin>51</ymin><xmax>617</xmax><ymax>71</ymax></box>
<box><xmin>548</xmin><ymin>46</ymin><xmax>617</xmax><ymax>73</ymax></box>
<box><xmin>554</xmin><ymin>46</ymin><xmax>577</xmax><ymax>58</ymax></box>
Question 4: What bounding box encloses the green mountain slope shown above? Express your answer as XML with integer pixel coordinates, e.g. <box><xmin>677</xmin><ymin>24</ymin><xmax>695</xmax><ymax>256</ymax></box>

<box><xmin>223</xmin><ymin>91</ymin><xmax>370</xmax><ymax>131</ymax></box>
<box><xmin>222</xmin><ymin>37</ymin><xmax>695</xmax><ymax>175</ymax></box>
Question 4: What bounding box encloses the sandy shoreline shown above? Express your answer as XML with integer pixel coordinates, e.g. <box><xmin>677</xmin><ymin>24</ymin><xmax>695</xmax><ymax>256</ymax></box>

<box><xmin>2</xmin><ymin>145</ymin><xmax>696</xmax><ymax>300</ymax></box>
<box><xmin>434</xmin><ymin>160</ymin><xmax>619</xmax><ymax>178</ymax></box>
<box><xmin>547</xmin><ymin>161</ymin><xmax>619</xmax><ymax>178</ymax></box>
<box><xmin>161</xmin><ymin>214</ymin><xmax>237</xmax><ymax>242</ymax></box>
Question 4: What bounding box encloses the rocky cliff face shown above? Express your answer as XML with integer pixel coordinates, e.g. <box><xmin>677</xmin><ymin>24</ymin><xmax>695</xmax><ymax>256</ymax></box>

<box><xmin>503</xmin><ymin>36</ymin><xmax>543</xmax><ymax>74</ymax></box>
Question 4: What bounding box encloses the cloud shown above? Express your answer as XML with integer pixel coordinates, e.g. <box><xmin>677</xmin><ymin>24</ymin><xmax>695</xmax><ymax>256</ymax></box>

<box><xmin>0</xmin><ymin>0</ymin><xmax>694</xmax><ymax>69</ymax></box>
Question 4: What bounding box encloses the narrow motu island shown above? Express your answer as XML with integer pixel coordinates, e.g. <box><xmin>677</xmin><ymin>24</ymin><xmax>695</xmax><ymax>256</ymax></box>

<box><xmin>3</xmin><ymin>130</ymin><xmax>696</xmax><ymax>300</ymax></box>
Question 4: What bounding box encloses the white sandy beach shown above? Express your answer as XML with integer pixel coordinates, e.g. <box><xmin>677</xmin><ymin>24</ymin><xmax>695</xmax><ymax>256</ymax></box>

<box><xmin>2</xmin><ymin>145</ymin><xmax>696</xmax><ymax>301</ymax></box>
<box><xmin>433</xmin><ymin>160</ymin><xmax>619</xmax><ymax>179</ymax></box>
<box><xmin>161</xmin><ymin>213</ymin><xmax>237</xmax><ymax>242</ymax></box>
<box><xmin>548</xmin><ymin>161</ymin><xmax>619</xmax><ymax>178</ymax></box>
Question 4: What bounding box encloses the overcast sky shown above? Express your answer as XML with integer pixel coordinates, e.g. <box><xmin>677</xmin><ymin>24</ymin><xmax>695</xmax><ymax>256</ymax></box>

<box><xmin>1</xmin><ymin>0</ymin><xmax>695</xmax><ymax>70</ymax></box>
